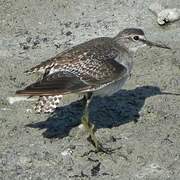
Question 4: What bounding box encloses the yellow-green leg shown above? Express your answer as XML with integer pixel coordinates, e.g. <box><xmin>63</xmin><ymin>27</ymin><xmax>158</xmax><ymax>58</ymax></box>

<box><xmin>81</xmin><ymin>94</ymin><xmax>112</xmax><ymax>153</ymax></box>
<box><xmin>81</xmin><ymin>111</ymin><xmax>99</xmax><ymax>149</ymax></box>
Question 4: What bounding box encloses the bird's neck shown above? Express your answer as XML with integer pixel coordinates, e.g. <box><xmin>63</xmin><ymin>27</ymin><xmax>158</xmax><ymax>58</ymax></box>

<box><xmin>113</xmin><ymin>37</ymin><xmax>137</xmax><ymax>55</ymax></box>
<box><xmin>121</xmin><ymin>52</ymin><xmax>134</xmax><ymax>76</ymax></box>
<box><xmin>113</xmin><ymin>42</ymin><xmax>134</xmax><ymax>76</ymax></box>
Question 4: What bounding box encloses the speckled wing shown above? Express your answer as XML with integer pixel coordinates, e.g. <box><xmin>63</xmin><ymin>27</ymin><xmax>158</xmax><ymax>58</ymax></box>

<box><xmin>17</xmin><ymin>37</ymin><xmax>127</xmax><ymax>96</ymax></box>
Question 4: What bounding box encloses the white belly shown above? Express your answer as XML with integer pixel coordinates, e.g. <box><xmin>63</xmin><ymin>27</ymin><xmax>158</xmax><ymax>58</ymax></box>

<box><xmin>93</xmin><ymin>74</ymin><xmax>129</xmax><ymax>97</ymax></box>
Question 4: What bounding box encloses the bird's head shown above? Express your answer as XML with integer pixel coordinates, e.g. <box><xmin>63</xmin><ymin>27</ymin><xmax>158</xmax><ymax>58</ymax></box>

<box><xmin>114</xmin><ymin>28</ymin><xmax>171</xmax><ymax>52</ymax></box>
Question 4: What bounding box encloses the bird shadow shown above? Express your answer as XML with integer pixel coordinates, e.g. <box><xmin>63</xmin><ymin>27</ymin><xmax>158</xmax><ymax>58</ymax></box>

<box><xmin>26</xmin><ymin>85</ymin><xmax>165</xmax><ymax>139</ymax></box>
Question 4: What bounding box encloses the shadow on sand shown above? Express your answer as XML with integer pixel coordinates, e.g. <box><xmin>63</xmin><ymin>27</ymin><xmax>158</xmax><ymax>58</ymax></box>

<box><xmin>26</xmin><ymin>85</ymin><xmax>167</xmax><ymax>139</ymax></box>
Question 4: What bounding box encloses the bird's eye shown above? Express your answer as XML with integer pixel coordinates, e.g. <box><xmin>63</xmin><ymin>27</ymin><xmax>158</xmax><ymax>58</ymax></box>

<box><xmin>133</xmin><ymin>36</ymin><xmax>139</xmax><ymax>41</ymax></box>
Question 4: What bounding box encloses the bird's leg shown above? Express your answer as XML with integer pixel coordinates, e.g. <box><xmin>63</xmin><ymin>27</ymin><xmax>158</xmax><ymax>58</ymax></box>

<box><xmin>81</xmin><ymin>93</ymin><xmax>111</xmax><ymax>153</ymax></box>
<box><xmin>81</xmin><ymin>93</ymin><xmax>96</xmax><ymax>144</ymax></box>
<box><xmin>81</xmin><ymin>109</ymin><xmax>99</xmax><ymax>149</ymax></box>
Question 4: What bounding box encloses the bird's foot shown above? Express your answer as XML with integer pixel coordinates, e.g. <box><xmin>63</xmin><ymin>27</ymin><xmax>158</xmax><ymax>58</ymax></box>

<box><xmin>81</xmin><ymin>111</ymin><xmax>117</xmax><ymax>154</ymax></box>
<box><xmin>87</xmin><ymin>136</ymin><xmax>115</xmax><ymax>154</ymax></box>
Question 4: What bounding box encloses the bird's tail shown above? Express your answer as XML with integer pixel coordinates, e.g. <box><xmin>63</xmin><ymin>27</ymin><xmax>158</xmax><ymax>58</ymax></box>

<box><xmin>34</xmin><ymin>95</ymin><xmax>63</xmax><ymax>113</ymax></box>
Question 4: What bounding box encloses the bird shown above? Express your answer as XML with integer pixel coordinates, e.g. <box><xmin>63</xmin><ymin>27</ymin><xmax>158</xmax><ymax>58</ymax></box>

<box><xmin>16</xmin><ymin>28</ymin><xmax>170</xmax><ymax>152</ymax></box>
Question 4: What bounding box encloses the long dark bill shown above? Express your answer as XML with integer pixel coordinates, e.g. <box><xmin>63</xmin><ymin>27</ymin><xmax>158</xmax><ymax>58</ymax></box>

<box><xmin>140</xmin><ymin>39</ymin><xmax>171</xmax><ymax>49</ymax></box>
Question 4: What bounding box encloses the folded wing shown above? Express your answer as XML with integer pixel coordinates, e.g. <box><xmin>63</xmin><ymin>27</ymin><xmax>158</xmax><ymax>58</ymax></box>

<box><xmin>17</xmin><ymin>37</ymin><xmax>127</xmax><ymax>96</ymax></box>
<box><xmin>16</xmin><ymin>71</ymin><xmax>94</xmax><ymax>96</ymax></box>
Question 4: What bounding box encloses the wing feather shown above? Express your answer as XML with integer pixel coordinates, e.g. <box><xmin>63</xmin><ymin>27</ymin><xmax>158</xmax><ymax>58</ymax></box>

<box><xmin>16</xmin><ymin>72</ymin><xmax>93</xmax><ymax>96</ymax></box>
<box><xmin>18</xmin><ymin>37</ymin><xmax>128</xmax><ymax>96</ymax></box>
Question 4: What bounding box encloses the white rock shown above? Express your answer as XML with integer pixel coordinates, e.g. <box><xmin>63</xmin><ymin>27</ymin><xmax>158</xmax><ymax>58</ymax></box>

<box><xmin>61</xmin><ymin>148</ymin><xmax>73</xmax><ymax>156</ymax></box>
<box><xmin>157</xmin><ymin>8</ymin><xmax>180</xmax><ymax>25</ymax></box>
<box><xmin>26</xmin><ymin>109</ymin><xmax>33</xmax><ymax>113</ymax></box>
<box><xmin>78</xmin><ymin>124</ymin><xmax>85</xmax><ymax>130</ymax></box>
<box><xmin>149</xmin><ymin>3</ymin><xmax>180</xmax><ymax>25</ymax></box>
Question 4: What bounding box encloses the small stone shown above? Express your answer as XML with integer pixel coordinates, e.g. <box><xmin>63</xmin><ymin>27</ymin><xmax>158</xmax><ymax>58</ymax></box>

<box><xmin>64</xmin><ymin>22</ymin><xmax>72</xmax><ymax>28</ymax></box>
<box><xmin>19</xmin><ymin>42</ymin><xmax>30</xmax><ymax>50</ymax></box>
<box><xmin>74</xmin><ymin>22</ymin><xmax>80</xmax><ymax>28</ymax></box>
<box><xmin>26</xmin><ymin>36</ymin><xmax>32</xmax><ymax>43</ymax></box>
<box><xmin>54</xmin><ymin>40</ymin><xmax>61</xmax><ymax>48</ymax></box>
<box><xmin>66</xmin><ymin>31</ymin><xmax>72</xmax><ymax>36</ymax></box>
<box><xmin>33</xmin><ymin>39</ymin><xmax>40</xmax><ymax>46</ymax></box>
<box><xmin>61</xmin><ymin>148</ymin><xmax>73</xmax><ymax>156</ymax></box>
<box><xmin>26</xmin><ymin>109</ymin><xmax>33</xmax><ymax>113</ymax></box>
<box><xmin>42</xmin><ymin>37</ymin><xmax>48</xmax><ymax>42</ymax></box>
<box><xmin>78</xmin><ymin>124</ymin><xmax>84</xmax><ymax>130</ymax></box>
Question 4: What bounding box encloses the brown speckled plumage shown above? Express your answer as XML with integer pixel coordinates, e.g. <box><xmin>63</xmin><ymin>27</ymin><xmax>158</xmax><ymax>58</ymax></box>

<box><xmin>17</xmin><ymin>37</ymin><xmax>129</xmax><ymax>112</ymax></box>
<box><xmin>25</xmin><ymin>37</ymin><xmax>126</xmax><ymax>81</ymax></box>
<box><xmin>16</xmin><ymin>28</ymin><xmax>169</xmax><ymax>113</ymax></box>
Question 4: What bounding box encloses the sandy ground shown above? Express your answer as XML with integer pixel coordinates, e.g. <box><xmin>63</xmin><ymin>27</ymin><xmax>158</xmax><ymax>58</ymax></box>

<box><xmin>0</xmin><ymin>0</ymin><xmax>180</xmax><ymax>179</ymax></box>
